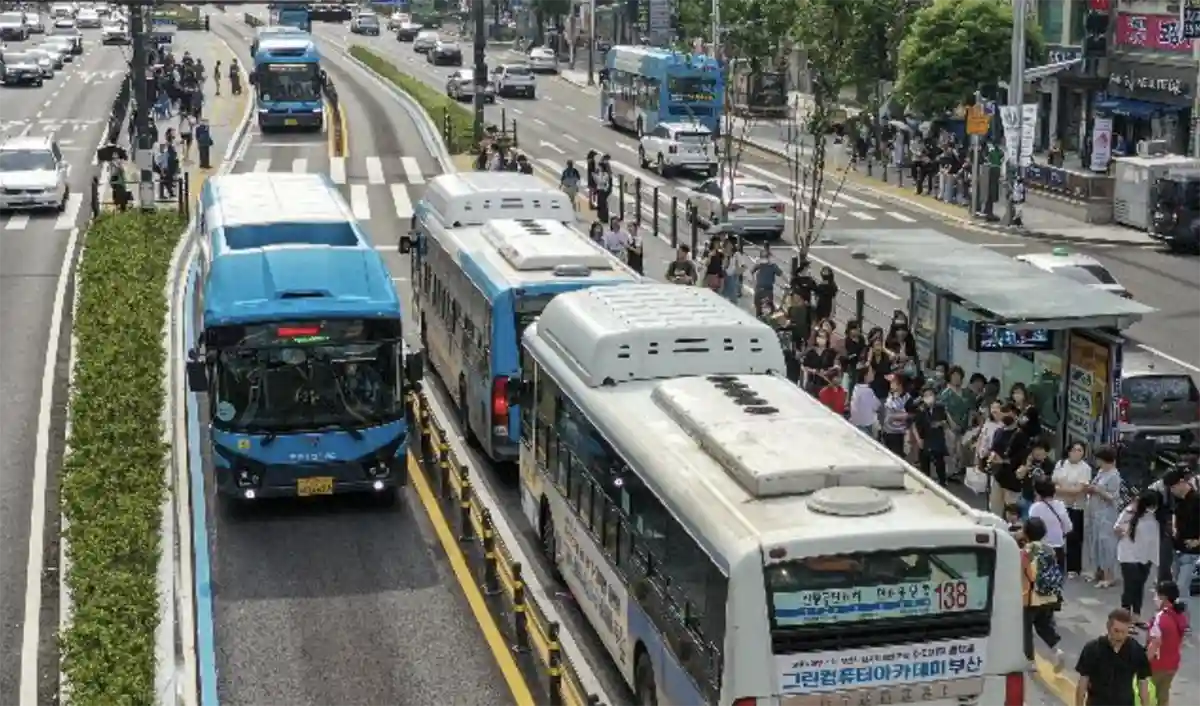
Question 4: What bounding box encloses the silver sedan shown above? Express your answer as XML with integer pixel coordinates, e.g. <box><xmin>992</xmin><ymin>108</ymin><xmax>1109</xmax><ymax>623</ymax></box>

<box><xmin>689</xmin><ymin>178</ymin><xmax>788</xmax><ymax>240</ymax></box>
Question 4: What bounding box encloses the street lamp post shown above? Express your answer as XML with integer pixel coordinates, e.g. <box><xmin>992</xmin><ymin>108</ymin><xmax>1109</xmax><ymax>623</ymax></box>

<box><xmin>1004</xmin><ymin>0</ymin><xmax>1028</xmax><ymax>227</ymax></box>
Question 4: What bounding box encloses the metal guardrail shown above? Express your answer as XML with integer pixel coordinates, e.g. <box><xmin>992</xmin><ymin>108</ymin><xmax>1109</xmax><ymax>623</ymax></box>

<box><xmin>90</xmin><ymin>174</ymin><xmax>191</xmax><ymax>218</ymax></box>
<box><xmin>323</xmin><ymin>73</ymin><xmax>345</xmax><ymax>158</ymax></box>
<box><xmin>407</xmin><ymin>389</ymin><xmax>608</xmax><ymax>706</ymax></box>
<box><xmin>243</xmin><ymin>12</ymin><xmax>262</xmax><ymax>28</ymax></box>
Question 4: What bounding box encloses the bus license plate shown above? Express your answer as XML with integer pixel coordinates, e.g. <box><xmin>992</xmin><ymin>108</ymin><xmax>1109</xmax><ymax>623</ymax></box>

<box><xmin>284</xmin><ymin>118</ymin><xmax>298</xmax><ymax>126</ymax></box>
<box><xmin>783</xmin><ymin>676</ymin><xmax>984</xmax><ymax>706</ymax></box>
<box><xmin>297</xmin><ymin>477</ymin><xmax>334</xmax><ymax>496</ymax></box>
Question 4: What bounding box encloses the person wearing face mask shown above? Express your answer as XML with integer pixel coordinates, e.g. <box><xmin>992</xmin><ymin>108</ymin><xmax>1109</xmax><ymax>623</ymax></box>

<box><xmin>813</xmin><ymin>267</ymin><xmax>837</xmax><ymax>321</ymax></box>
<box><xmin>988</xmin><ymin>404</ymin><xmax>1031</xmax><ymax>516</ymax></box>
<box><xmin>878</xmin><ymin>374</ymin><xmax>911</xmax><ymax>457</ymax></box>
<box><xmin>862</xmin><ymin>331</ymin><xmax>893</xmax><ymax>401</ymax></box>
<box><xmin>801</xmin><ymin>329</ymin><xmax>838</xmax><ymax>394</ymax></box>
<box><xmin>938</xmin><ymin>366</ymin><xmax>974</xmax><ymax>479</ymax></box>
<box><xmin>751</xmin><ymin>248</ymin><xmax>783</xmax><ymax>314</ymax></box>
<box><xmin>886</xmin><ymin>313</ymin><xmax>918</xmax><ymax>358</ymax></box>
<box><xmin>912</xmin><ymin>384</ymin><xmax>950</xmax><ymax>485</ymax></box>
<box><xmin>720</xmin><ymin>239</ymin><xmax>746</xmax><ymax>304</ymax></box>
<box><xmin>1053</xmin><ymin>442</ymin><xmax>1093</xmax><ymax>578</ymax></box>
<box><xmin>841</xmin><ymin>321</ymin><xmax>866</xmax><ymax>383</ymax></box>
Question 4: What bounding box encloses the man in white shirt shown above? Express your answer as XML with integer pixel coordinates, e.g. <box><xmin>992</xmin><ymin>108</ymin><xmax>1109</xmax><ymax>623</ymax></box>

<box><xmin>601</xmin><ymin>218</ymin><xmax>630</xmax><ymax>258</ymax></box>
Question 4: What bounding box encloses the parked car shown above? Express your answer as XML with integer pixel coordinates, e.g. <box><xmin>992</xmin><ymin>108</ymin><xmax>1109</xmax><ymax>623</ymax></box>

<box><xmin>412</xmin><ymin>29</ymin><xmax>438</xmax><ymax>53</ymax></box>
<box><xmin>526</xmin><ymin>46</ymin><xmax>557</xmax><ymax>73</ymax></box>
<box><xmin>638</xmin><ymin>121</ymin><xmax>718</xmax><ymax>177</ymax></box>
<box><xmin>444</xmin><ymin>68</ymin><xmax>494</xmax><ymax>102</ymax></box>
<box><xmin>491</xmin><ymin>63</ymin><xmax>535</xmax><ymax>98</ymax></box>
<box><xmin>1015</xmin><ymin>249</ymin><xmax>1132</xmax><ymax>299</ymax></box>
<box><xmin>689</xmin><ymin>178</ymin><xmax>787</xmax><ymax>240</ymax></box>
<box><xmin>1118</xmin><ymin>353</ymin><xmax>1200</xmax><ymax>451</ymax></box>
<box><xmin>427</xmin><ymin>39</ymin><xmax>462</xmax><ymax>66</ymax></box>
<box><xmin>0</xmin><ymin>135</ymin><xmax>70</xmax><ymax>212</ymax></box>
<box><xmin>0</xmin><ymin>50</ymin><xmax>43</xmax><ymax>85</ymax></box>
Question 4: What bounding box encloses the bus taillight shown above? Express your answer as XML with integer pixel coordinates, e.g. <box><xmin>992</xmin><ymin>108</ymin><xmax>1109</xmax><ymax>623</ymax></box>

<box><xmin>1004</xmin><ymin>672</ymin><xmax>1024</xmax><ymax>705</ymax></box>
<box><xmin>492</xmin><ymin>377</ymin><xmax>510</xmax><ymax>421</ymax></box>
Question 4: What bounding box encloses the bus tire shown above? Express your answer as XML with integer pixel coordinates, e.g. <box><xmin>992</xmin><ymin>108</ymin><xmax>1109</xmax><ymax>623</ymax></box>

<box><xmin>635</xmin><ymin>650</ymin><xmax>657</xmax><ymax>706</ymax></box>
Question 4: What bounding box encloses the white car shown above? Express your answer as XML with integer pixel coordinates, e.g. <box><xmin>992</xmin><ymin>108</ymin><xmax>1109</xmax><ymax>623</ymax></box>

<box><xmin>526</xmin><ymin>46</ymin><xmax>557</xmax><ymax>73</ymax></box>
<box><xmin>445</xmin><ymin>68</ymin><xmax>494</xmax><ymax>102</ymax></box>
<box><xmin>1015</xmin><ymin>249</ymin><xmax>1132</xmax><ymax>298</ymax></box>
<box><xmin>100</xmin><ymin>22</ymin><xmax>128</xmax><ymax>44</ymax></box>
<box><xmin>24</xmin><ymin>13</ymin><xmax>46</xmax><ymax>34</ymax></box>
<box><xmin>412</xmin><ymin>30</ymin><xmax>438</xmax><ymax>53</ymax></box>
<box><xmin>53</xmin><ymin>16</ymin><xmax>77</xmax><ymax>30</ymax></box>
<box><xmin>36</xmin><ymin>43</ymin><xmax>66</xmax><ymax>68</ymax></box>
<box><xmin>386</xmin><ymin>12</ymin><xmax>409</xmax><ymax>30</ymax></box>
<box><xmin>638</xmin><ymin>122</ymin><xmax>718</xmax><ymax>177</ymax></box>
<box><xmin>0</xmin><ymin>135</ymin><xmax>71</xmax><ymax>212</ymax></box>
<box><xmin>491</xmin><ymin>63</ymin><xmax>535</xmax><ymax>98</ymax></box>
<box><xmin>0</xmin><ymin>11</ymin><xmax>30</xmax><ymax>41</ymax></box>
<box><xmin>50</xmin><ymin>4</ymin><xmax>75</xmax><ymax>19</ymax></box>
<box><xmin>42</xmin><ymin>37</ymin><xmax>75</xmax><ymax>61</ymax></box>
<box><xmin>75</xmin><ymin>9</ymin><xmax>101</xmax><ymax>28</ymax></box>
<box><xmin>689</xmin><ymin>178</ymin><xmax>787</xmax><ymax>241</ymax></box>
<box><xmin>25</xmin><ymin>48</ymin><xmax>55</xmax><ymax>77</ymax></box>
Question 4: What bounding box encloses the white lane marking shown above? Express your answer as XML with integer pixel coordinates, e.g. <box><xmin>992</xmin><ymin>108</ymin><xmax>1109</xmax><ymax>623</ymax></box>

<box><xmin>834</xmin><ymin>191</ymin><xmax>882</xmax><ymax>208</ymax></box>
<box><xmin>5</xmin><ymin>214</ymin><xmax>30</xmax><ymax>230</ymax></box>
<box><xmin>292</xmin><ymin>158</ymin><xmax>307</xmax><ymax>174</ymax></box>
<box><xmin>350</xmin><ymin>184</ymin><xmax>371</xmax><ymax>220</ymax></box>
<box><xmin>849</xmin><ymin>211</ymin><xmax>876</xmax><ymax>221</ymax></box>
<box><xmin>21</xmin><ymin>223</ymin><xmax>80</xmax><ymax>706</ymax></box>
<box><xmin>365</xmin><ymin>156</ymin><xmax>385</xmax><ymax>184</ymax></box>
<box><xmin>565</xmin><ymin>104</ymin><xmax>576</xmax><ymax>111</ymax></box>
<box><xmin>740</xmin><ymin>163</ymin><xmax>788</xmax><ymax>183</ymax></box>
<box><xmin>888</xmin><ymin>211</ymin><xmax>917</xmax><ymax>223</ymax></box>
<box><xmin>609</xmin><ymin>160</ymin><xmax>663</xmax><ymax>189</ymax></box>
<box><xmin>401</xmin><ymin>156</ymin><xmax>423</xmax><ymax>184</ymax></box>
<box><xmin>563</xmin><ymin>134</ymin><xmax>578</xmax><ymax>142</ymax></box>
<box><xmin>252</xmin><ymin>158</ymin><xmax>271</xmax><ymax>173</ymax></box>
<box><xmin>391</xmin><ymin>183</ymin><xmax>413</xmax><ymax>220</ymax></box>
<box><xmin>1137</xmin><ymin>345</ymin><xmax>1200</xmax><ymax>374</ymax></box>
<box><xmin>329</xmin><ymin>156</ymin><xmax>346</xmax><ymax>184</ymax></box>
<box><xmin>54</xmin><ymin>193</ymin><xmax>84</xmax><ymax>230</ymax></box>
<box><xmin>532</xmin><ymin>117</ymin><xmax>547</xmax><ymax>126</ymax></box>
<box><xmin>509</xmin><ymin>107</ymin><xmax>523</xmax><ymax>115</ymax></box>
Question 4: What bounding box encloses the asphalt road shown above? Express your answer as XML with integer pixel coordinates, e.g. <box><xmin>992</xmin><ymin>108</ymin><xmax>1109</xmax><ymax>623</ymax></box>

<box><xmin>0</xmin><ymin>30</ymin><xmax>130</xmax><ymax>706</ymax></box>
<box><xmin>202</xmin><ymin>15</ymin><xmax>508</xmax><ymax>706</ymax></box>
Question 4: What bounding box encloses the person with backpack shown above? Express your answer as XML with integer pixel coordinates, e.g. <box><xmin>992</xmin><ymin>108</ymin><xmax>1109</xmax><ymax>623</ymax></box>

<box><xmin>1146</xmin><ymin>580</ymin><xmax>1189</xmax><ymax>706</ymax></box>
<box><xmin>1115</xmin><ymin>490</ymin><xmax>1162</xmax><ymax>626</ymax></box>
<box><xmin>1019</xmin><ymin>515</ymin><xmax>1066</xmax><ymax>669</ymax></box>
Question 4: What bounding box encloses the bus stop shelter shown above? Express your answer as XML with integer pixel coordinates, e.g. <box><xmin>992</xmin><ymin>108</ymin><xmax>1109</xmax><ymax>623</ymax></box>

<box><xmin>824</xmin><ymin>228</ymin><xmax>1155</xmax><ymax>455</ymax></box>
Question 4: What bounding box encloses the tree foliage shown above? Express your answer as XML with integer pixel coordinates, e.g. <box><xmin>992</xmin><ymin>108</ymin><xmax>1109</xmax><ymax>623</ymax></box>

<box><xmin>844</xmin><ymin>0</ymin><xmax>923</xmax><ymax>89</ymax></box>
<box><xmin>895</xmin><ymin>0</ymin><xmax>1046</xmax><ymax>116</ymax></box>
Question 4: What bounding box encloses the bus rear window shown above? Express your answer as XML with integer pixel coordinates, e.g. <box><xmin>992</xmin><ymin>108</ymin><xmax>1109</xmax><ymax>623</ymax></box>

<box><xmin>765</xmin><ymin>548</ymin><xmax>994</xmax><ymax>630</ymax></box>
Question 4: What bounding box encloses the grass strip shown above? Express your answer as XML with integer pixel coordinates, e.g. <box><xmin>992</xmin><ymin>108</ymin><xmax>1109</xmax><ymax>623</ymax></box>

<box><xmin>349</xmin><ymin>45</ymin><xmax>475</xmax><ymax>154</ymax></box>
<box><xmin>60</xmin><ymin>209</ymin><xmax>186</xmax><ymax>706</ymax></box>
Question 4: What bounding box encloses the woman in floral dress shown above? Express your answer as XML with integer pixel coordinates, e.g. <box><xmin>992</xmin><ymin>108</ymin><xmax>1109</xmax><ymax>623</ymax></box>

<box><xmin>1084</xmin><ymin>446</ymin><xmax>1123</xmax><ymax>588</ymax></box>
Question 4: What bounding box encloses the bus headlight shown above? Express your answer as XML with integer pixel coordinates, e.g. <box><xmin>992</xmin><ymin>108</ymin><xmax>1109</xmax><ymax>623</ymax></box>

<box><xmin>313</xmin><ymin>105</ymin><xmax>323</xmax><ymax>113</ymax></box>
<box><xmin>365</xmin><ymin>460</ymin><xmax>391</xmax><ymax>479</ymax></box>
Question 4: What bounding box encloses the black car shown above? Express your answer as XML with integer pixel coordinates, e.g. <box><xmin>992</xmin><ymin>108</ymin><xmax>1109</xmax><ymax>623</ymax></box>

<box><xmin>1151</xmin><ymin>175</ymin><xmax>1200</xmax><ymax>254</ymax></box>
<box><xmin>0</xmin><ymin>52</ymin><xmax>44</xmax><ymax>86</ymax></box>
<box><xmin>428</xmin><ymin>40</ymin><xmax>462</xmax><ymax>66</ymax></box>
<box><xmin>395</xmin><ymin>22</ymin><xmax>420</xmax><ymax>41</ymax></box>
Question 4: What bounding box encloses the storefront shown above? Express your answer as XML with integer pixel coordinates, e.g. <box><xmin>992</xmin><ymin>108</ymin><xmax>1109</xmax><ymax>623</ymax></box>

<box><xmin>1099</xmin><ymin>60</ymin><xmax>1196</xmax><ymax>155</ymax></box>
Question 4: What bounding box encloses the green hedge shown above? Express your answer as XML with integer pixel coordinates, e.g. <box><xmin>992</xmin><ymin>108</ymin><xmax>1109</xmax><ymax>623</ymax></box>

<box><xmin>60</xmin><ymin>209</ymin><xmax>185</xmax><ymax>706</ymax></box>
<box><xmin>349</xmin><ymin>45</ymin><xmax>475</xmax><ymax>154</ymax></box>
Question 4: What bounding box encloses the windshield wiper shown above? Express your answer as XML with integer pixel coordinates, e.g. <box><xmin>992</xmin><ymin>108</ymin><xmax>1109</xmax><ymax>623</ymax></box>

<box><xmin>306</xmin><ymin>387</ymin><xmax>366</xmax><ymax>440</ymax></box>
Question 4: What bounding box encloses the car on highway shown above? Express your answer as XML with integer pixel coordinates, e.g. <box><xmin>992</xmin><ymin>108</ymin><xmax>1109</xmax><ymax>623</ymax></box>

<box><xmin>48</xmin><ymin>26</ymin><xmax>82</xmax><ymax>54</ymax></box>
<box><xmin>36</xmin><ymin>42</ymin><xmax>66</xmax><ymax>68</ymax></box>
<box><xmin>0</xmin><ymin>11</ymin><xmax>30</xmax><ymax>41</ymax></box>
<box><xmin>386</xmin><ymin>11</ymin><xmax>409</xmax><ymax>30</ymax></box>
<box><xmin>75</xmin><ymin>7</ymin><xmax>101</xmax><ymax>28</ymax></box>
<box><xmin>24</xmin><ymin>47</ymin><xmax>56</xmax><ymax>77</ymax></box>
<box><xmin>689</xmin><ymin>177</ymin><xmax>787</xmax><ymax>240</ymax></box>
<box><xmin>426</xmin><ymin>39</ymin><xmax>461</xmax><ymax>66</ymax></box>
<box><xmin>638</xmin><ymin>121</ymin><xmax>718</xmax><ymax>177</ymax></box>
<box><xmin>1118</xmin><ymin>352</ymin><xmax>1200</xmax><ymax>452</ymax></box>
<box><xmin>412</xmin><ymin>29</ymin><xmax>438</xmax><ymax>53</ymax></box>
<box><xmin>526</xmin><ymin>46</ymin><xmax>557</xmax><ymax>73</ymax></box>
<box><xmin>444</xmin><ymin>68</ymin><xmax>494</xmax><ymax>102</ymax></box>
<box><xmin>0</xmin><ymin>135</ymin><xmax>70</xmax><ymax>212</ymax></box>
<box><xmin>491</xmin><ymin>63</ymin><xmax>536</xmax><ymax>98</ymax></box>
<box><xmin>349</xmin><ymin>12</ymin><xmax>380</xmax><ymax>35</ymax></box>
<box><xmin>394</xmin><ymin>20</ymin><xmax>421</xmax><ymax>41</ymax></box>
<box><xmin>42</xmin><ymin>36</ymin><xmax>75</xmax><ymax>61</ymax></box>
<box><xmin>52</xmin><ymin>15</ymin><xmax>76</xmax><ymax>30</ymax></box>
<box><xmin>1015</xmin><ymin>249</ymin><xmax>1132</xmax><ymax>299</ymax></box>
<box><xmin>50</xmin><ymin>4</ymin><xmax>74</xmax><ymax>19</ymax></box>
<box><xmin>100</xmin><ymin>21</ymin><xmax>128</xmax><ymax>44</ymax></box>
<box><xmin>0</xmin><ymin>50</ymin><xmax>44</xmax><ymax>85</ymax></box>
<box><xmin>23</xmin><ymin>12</ymin><xmax>45</xmax><ymax>34</ymax></box>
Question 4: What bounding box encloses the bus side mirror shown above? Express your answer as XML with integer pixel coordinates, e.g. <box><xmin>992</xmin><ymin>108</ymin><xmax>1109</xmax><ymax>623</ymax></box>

<box><xmin>398</xmin><ymin>234</ymin><xmax>412</xmax><ymax>254</ymax></box>
<box><xmin>405</xmin><ymin>350</ymin><xmax>424</xmax><ymax>384</ymax></box>
<box><xmin>185</xmin><ymin>349</ymin><xmax>208</xmax><ymax>392</ymax></box>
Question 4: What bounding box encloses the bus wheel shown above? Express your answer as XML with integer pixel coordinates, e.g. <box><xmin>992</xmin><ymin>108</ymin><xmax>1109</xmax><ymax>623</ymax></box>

<box><xmin>635</xmin><ymin>651</ymin><xmax>657</xmax><ymax>706</ymax></box>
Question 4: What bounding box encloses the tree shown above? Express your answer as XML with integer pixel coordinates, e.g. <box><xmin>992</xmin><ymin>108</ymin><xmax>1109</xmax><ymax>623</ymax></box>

<box><xmin>530</xmin><ymin>0</ymin><xmax>571</xmax><ymax>44</ymax></box>
<box><xmin>894</xmin><ymin>0</ymin><xmax>1046</xmax><ymax>117</ymax></box>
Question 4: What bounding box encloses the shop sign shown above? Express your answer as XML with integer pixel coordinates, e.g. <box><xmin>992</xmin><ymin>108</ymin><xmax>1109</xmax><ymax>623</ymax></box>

<box><xmin>1115</xmin><ymin>13</ymin><xmax>1194</xmax><ymax>54</ymax></box>
<box><xmin>1066</xmin><ymin>334</ymin><xmax>1111</xmax><ymax>451</ymax></box>
<box><xmin>1184</xmin><ymin>0</ymin><xmax>1200</xmax><ymax>41</ymax></box>
<box><xmin>1108</xmin><ymin>70</ymin><xmax>1191</xmax><ymax>99</ymax></box>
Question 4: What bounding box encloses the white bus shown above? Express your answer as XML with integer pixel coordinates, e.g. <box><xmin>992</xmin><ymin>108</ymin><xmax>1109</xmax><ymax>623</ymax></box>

<box><xmin>516</xmin><ymin>283</ymin><xmax>1027</xmax><ymax>706</ymax></box>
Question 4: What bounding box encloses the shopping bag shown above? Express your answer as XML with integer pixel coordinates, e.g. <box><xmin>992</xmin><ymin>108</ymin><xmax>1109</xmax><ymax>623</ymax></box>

<box><xmin>1133</xmin><ymin>676</ymin><xmax>1157</xmax><ymax>706</ymax></box>
<box><xmin>964</xmin><ymin>467</ymin><xmax>989</xmax><ymax>495</ymax></box>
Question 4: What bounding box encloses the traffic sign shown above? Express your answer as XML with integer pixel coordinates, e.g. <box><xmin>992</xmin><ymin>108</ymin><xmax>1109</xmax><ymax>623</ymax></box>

<box><xmin>967</xmin><ymin>105</ymin><xmax>991</xmax><ymax>135</ymax></box>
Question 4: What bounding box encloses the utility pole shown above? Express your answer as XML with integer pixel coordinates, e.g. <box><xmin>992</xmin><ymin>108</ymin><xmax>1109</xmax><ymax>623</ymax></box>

<box><xmin>586</xmin><ymin>0</ymin><xmax>594</xmax><ymax>86</ymax></box>
<box><xmin>131</xmin><ymin>2</ymin><xmax>154</xmax><ymax>209</ymax></box>
<box><xmin>472</xmin><ymin>0</ymin><xmax>486</xmax><ymax>142</ymax></box>
<box><xmin>1004</xmin><ymin>0</ymin><xmax>1027</xmax><ymax>226</ymax></box>
<box><xmin>710</xmin><ymin>0</ymin><xmax>720</xmax><ymax>57</ymax></box>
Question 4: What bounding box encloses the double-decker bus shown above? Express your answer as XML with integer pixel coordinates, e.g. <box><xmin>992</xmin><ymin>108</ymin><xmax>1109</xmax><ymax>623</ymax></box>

<box><xmin>252</xmin><ymin>35</ymin><xmax>323</xmax><ymax>130</ymax></box>
<box><xmin>406</xmin><ymin>172</ymin><xmax>639</xmax><ymax>463</ymax></box>
<box><xmin>515</xmin><ymin>283</ymin><xmax>1028</xmax><ymax>706</ymax></box>
<box><xmin>186</xmin><ymin>172</ymin><xmax>421</xmax><ymax>512</ymax></box>
<box><xmin>601</xmin><ymin>45</ymin><xmax>723</xmax><ymax>135</ymax></box>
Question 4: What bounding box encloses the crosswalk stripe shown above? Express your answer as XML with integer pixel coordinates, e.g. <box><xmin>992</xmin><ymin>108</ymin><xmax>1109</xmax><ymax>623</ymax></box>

<box><xmin>365</xmin><ymin>157</ymin><xmax>385</xmax><ymax>184</ymax></box>
<box><xmin>610</xmin><ymin>159</ymin><xmax>664</xmax><ymax>189</ymax></box>
<box><xmin>835</xmin><ymin>191</ymin><xmax>880</xmax><ymax>208</ymax></box>
<box><xmin>253</xmin><ymin>158</ymin><xmax>271</xmax><ymax>173</ymax></box>
<box><xmin>889</xmin><ymin>211</ymin><xmax>917</xmax><ymax>223</ymax></box>
<box><xmin>54</xmin><ymin>193</ymin><xmax>84</xmax><ymax>230</ymax></box>
<box><xmin>350</xmin><ymin>184</ymin><xmax>370</xmax><ymax>220</ymax></box>
<box><xmin>5</xmin><ymin>214</ymin><xmax>30</xmax><ymax>231</ymax></box>
<box><xmin>401</xmin><ymin>157</ymin><xmax>423</xmax><ymax>184</ymax></box>
<box><xmin>292</xmin><ymin>158</ymin><xmax>307</xmax><ymax>173</ymax></box>
<box><xmin>391</xmin><ymin>184</ymin><xmax>413</xmax><ymax>220</ymax></box>
<box><xmin>329</xmin><ymin>157</ymin><xmax>346</xmax><ymax>184</ymax></box>
<box><xmin>849</xmin><ymin>211</ymin><xmax>876</xmax><ymax>221</ymax></box>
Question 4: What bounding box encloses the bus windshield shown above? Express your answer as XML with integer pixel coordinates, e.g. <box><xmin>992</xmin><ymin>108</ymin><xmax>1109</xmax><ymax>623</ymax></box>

<box><xmin>258</xmin><ymin>62</ymin><xmax>320</xmax><ymax>102</ymax></box>
<box><xmin>209</xmin><ymin>319</ymin><xmax>402</xmax><ymax>433</ymax></box>
<box><xmin>765</xmin><ymin>547</ymin><xmax>994</xmax><ymax>648</ymax></box>
<box><xmin>667</xmin><ymin>75</ymin><xmax>717</xmax><ymax>103</ymax></box>
<box><xmin>753</xmin><ymin>72</ymin><xmax>787</xmax><ymax>106</ymax></box>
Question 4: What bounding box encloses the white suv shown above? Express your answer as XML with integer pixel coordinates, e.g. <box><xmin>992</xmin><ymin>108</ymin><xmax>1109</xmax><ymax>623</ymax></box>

<box><xmin>491</xmin><ymin>64</ymin><xmax>535</xmax><ymax>98</ymax></box>
<box><xmin>0</xmin><ymin>135</ymin><xmax>71</xmax><ymax>213</ymax></box>
<box><xmin>638</xmin><ymin>122</ymin><xmax>718</xmax><ymax>177</ymax></box>
<box><xmin>445</xmin><ymin>68</ymin><xmax>495</xmax><ymax>102</ymax></box>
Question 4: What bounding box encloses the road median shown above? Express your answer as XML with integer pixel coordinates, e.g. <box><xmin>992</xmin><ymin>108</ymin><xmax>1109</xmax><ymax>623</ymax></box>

<box><xmin>59</xmin><ymin>209</ymin><xmax>186</xmax><ymax>706</ymax></box>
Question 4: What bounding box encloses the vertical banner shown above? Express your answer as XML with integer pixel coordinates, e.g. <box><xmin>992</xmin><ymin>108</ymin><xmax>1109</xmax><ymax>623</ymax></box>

<box><xmin>999</xmin><ymin>104</ymin><xmax>1038</xmax><ymax>168</ymax></box>
<box><xmin>1182</xmin><ymin>0</ymin><xmax>1200</xmax><ymax>40</ymax></box>
<box><xmin>1066</xmin><ymin>334</ymin><xmax>1111</xmax><ymax>451</ymax></box>
<box><xmin>1090</xmin><ymin>116</ymin><xmax>1114</xmax><ymax>172</ymax></box>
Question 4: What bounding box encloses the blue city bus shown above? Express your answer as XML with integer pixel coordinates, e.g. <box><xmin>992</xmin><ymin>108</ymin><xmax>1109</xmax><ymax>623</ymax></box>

<box><xmin>252</xmin><ymin>36</ymin><xmax>323</xmax><ymax>130</ymax></box>
<box><xmin>249</xmin><ymin>24</ymin><xmax>308</xmax><ymax>57</ymax></box>
<box><xmin>601</xmin><ymin>45</ymin><xmax>724</xmax><ymax>135</ymax></box>
<box><xmin>187</xmin><ymin>172</ymin><xmax>420</xmax><ymax>511</ymax></box>
<box><xmin>406</xmin><ymin>195</ymin><xmax>639</xmax><ymax>463</ymax></box>
<box><xmin>271</xmin><ymin>2</ymin><xmax>312</xmax><ymax>32</ymax></box>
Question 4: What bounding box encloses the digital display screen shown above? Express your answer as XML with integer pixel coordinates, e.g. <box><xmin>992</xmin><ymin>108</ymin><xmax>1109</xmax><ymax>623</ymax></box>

<box><xmin>667</xmin><ymin>76</ymin><xmax>716</xmax><ymax>103</ymax></box>
<box><xmin>206</xmin><ymin>319</ymin><xmax>401</xmax><ymax>349</ymax></box>
<box><xmin>265</xmin><ymin>63</ymin><xmax>311</xmax><ymax>73</ymax></box>
<box><xmin>970</xmin><ymin>323</ymin><xmax>1054</xmax><ymax>352</ymax></box>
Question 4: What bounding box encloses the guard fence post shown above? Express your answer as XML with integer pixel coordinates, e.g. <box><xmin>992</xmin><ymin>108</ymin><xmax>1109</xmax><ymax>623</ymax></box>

<box><xmin>510</xmin><ymin>119</ymin><xmax>518</xmax><ymax>148</ymax></box>
<box><xmin>688</xmin><ymin>201</ymin><xmax>698</xmax><ymax>253</ymax></box>
<box><xmin>633</xmin><ymin>177</ymin><xmax>642</xmax><ymax>226</ymax></box>
<box><xmin>855</xmin><ymin>289</ymin><xmax>866</xmax><ymax>324</ymax></box>
<box><xmin>458</xmin><ymin>465</ymin><xmax>474</xmax><ymax>542</ymax></box>
<box><xmin>617</xmin><ymin>174</ymin><xmax>625</xmax><ymax>221</ymax></box>
<box><xmin>651</xmin><ymin>187</ymin><xmax>659</xmax><ymax>239</ymax></box>
<box><xmin>547</xmin><ymin>622</ymin><xmax>564</xmax><ymax>706</ymax></box>
<box><xmin>90</xmin><ymin>176</ymin><xmax>100</xmax><ymax>218</ymax></box>
<box><xmin>435</xmin><ymin>443</ymin><xmax>450</xmax><ymax>495</ymax></box>
<box><xmin>670</xmin><ymin>196</ymin><xmax>678</xmax><ymax>246</ymax></box>
<box><xmin>511</xmin><ymin>563</ymin><xmax>530</xmax><ymax>653</ymax></box>
<box><xmin>481</xmin><ymin>508</ymin><xmax>500</xmax><ymax>595</ymax></box>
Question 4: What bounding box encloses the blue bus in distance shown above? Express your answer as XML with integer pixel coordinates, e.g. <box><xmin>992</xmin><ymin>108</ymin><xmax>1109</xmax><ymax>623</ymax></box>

<box><xmin>268</xmin><ymin>3</ymin><xmax>312</xmax><ymax>31</ymax></box>
<box><xmin>252</xmin><ymin>36</ymin><xmax>323</xmax><ymax>130</ymax></box>
<box><xmin>601</xmin><ymin>45</ymin><xmax>724</xmax><ymax>135</ymax></box>
<box><xmin>407</xmin><ymin>181</ymin><xmax>639</xmax><ymax>462</ymax></box>
<box><xmin>187</xmin><ymin>173</ymin><xmax>421</xmax><ymax>511</ymax></box>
